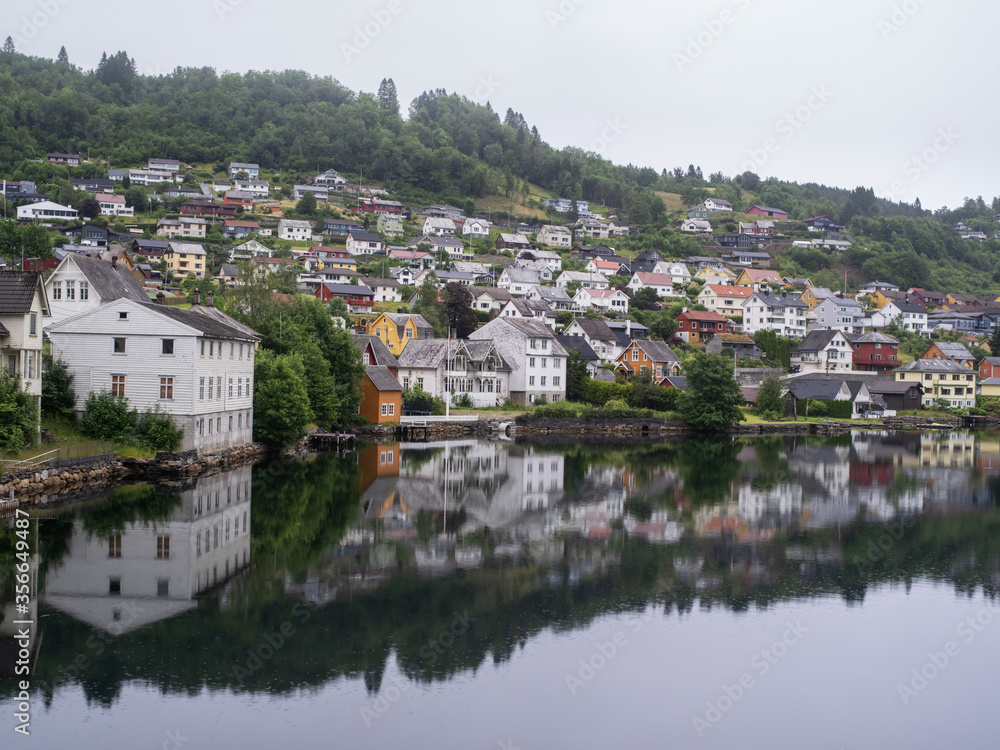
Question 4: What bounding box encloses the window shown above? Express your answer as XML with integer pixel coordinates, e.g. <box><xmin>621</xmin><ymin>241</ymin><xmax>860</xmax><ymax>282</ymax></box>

<box><xmin>229</xmin><ymin>415</ymin><xmax>233</xmax><ymax>431</ymax></box>
<box><xmin>196</xmin><ymin>532</ymin><xmax>202</xmax><ymax>557</ymax></box>
<box><xmin>229</xmin><ymin>378</ymin><xmax>233</xmax><ymax>398</ymax></box>
<box><xmin>118</xmin><ymin>311</ymin><xmax>127</xmax><ymax>320</ymax></box>
<box><xmin>530</xmin><ymin>338</ymin><xmax>537</xmax><ymax>349</ymax></box>
<box><xmin>216</xmin><ymin>377</ymin><xmax>222</xmax><ymax>398</ymax></box>
<box><xmin>209</xmin><ymin>341</ymin><xmax>214</xmax><ymax>357</ymax></box>
<box><xmin>52</xmin><ymin>282</ymin><xmax>61</xmax><ymax>300</ymax></box>
<box><xmin>109</xmin><ymin>535</ymin><xmax>122</xmax><ymax>558</ymax></box>
<box><xmin>554</xmin><ymin>376</ymin><xmax>561</xmax><ymax>386</ymax></box>
<box><xmin>112</xmin><ymin>374</ymin><xmax>126</xmax><ymax>398</ymax></box>
<box><xmin>201</xmin><ymin>340</ymin><xmax>205</xmax><ymax>356</ymax></box>
<box><xmin>160</xmin><ymin>377</ymin><xmax>174</xmax><ymax>399</ymax></box>
<box><xmin>382</xmin><ymin>403</ymin><xmax>388</xmax><ymax>416</ymax></box>
<box><xmin>162</xmin><ymin>339</ymin><xmax>174</xmax><ymax>355</ymax></box>
<box><xmin>554</xmin><ymin>358</ymin><xmax>561</xmax><ymax>369</ymax></box>
<box><xmin>217</xmin><ymin>417</ymin><xmax>221</xmax><ymax>432</ymax></box>
<box><xmin>387</xmin><ymin>403</ymin><xmax>395</xmax><ymax>416</ymax></box>
<box><xmin>238</xmin><ymin>413</ymin><xmax>242</xmax><ymax>429</ymax></box>
<box><xmin>113</xmin><ymin>337</ymin><xmax>126</xmax><ymax>353</ymax></box>
<box><xmin>80</xmin><ymin>281</ymin><xmax>89</xmax><ymax>300</ymax></box>
<box><xmin>541</xmin><ymin>376</ymin><xmax>547</xmax><ymax>386</ymax></box>
<box><xmin>530</xmin><ymin>357</ymin><xmax>536</xmax><ymax>367</ymax></box>
<box><xmin>405</xmin><ymin>327</ymin><xmax>414</xmax><ymax>338</ymax></box>
<box><xmin>156</xmin><ymin>535</ymin><xmax>170</xmax><ymax>559</ymax></box>
<box><xmin>230</xmin><ymin>343</ymin><xmax>234</xmax><ymax>358</ymax></box>
<box><xmin>66</xmin><ymin>280</ymin><xmax>75</xmax><ymax>300</ymax></box>
<box><xmin>542</xmin><ymin>339</ymin><xmax>548</xmax><ymax>350</ymax></box>
<box><xmin>529</xmin><ymin>376</ymin><xmax>535</xmax><ymax>386</ymax></box>
<box><xmin>200</xmin><ymin>378</ymin><xmax>205</xmax><ymax>399</ymax></box>
<box><xmin>109</xmin><ymin>578</ymin><xmax>121</xmax><ymax>595</ymax></box>
<box><xmin>156</xmin><ymin>580</ymin><xmax>169</xmax><ymax>597</ymax></box>
<box><xmin>632</xmin><ymin>349</ymin><xmax>639</xmax><ymax>361</ymax></box>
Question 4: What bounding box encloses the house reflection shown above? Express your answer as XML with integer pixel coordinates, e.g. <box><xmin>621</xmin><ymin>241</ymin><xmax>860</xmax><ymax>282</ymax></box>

<box><xmin>41</xmin><ymin>466</ymin><xmax>252</xmax><ymax>634</ymax></box>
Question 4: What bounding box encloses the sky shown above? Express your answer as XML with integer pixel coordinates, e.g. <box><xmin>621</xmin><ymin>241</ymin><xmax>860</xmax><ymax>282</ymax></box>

<box><xmin>6</xmin><ymin>0</ymin><xmax>996</xmax><ymax>210</ymax></box>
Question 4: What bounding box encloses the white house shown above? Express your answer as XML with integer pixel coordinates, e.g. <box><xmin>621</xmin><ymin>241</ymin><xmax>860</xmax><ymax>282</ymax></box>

<box><xmin>809</xmin><ymin>297</ymin><xmax>865</xmax><ymax>335</ymax></box>
<box><xmin>358</xmin><ymin>277</ymin><xmax>401</xmax><ymax>303</ymax></box>
<box><xmin>556</xmin><ymin>270</ymin><xmax>609</xmax><ymax>290</ymax></box>
<box><xmin>497</xmin><ymin>267</ymin><xmax>541</xmax><ymax>295</ymax></box>
<box><xmin>228</xmin><ymin>162</ymin><xmax>260</xmax><ymax>179</ymax></box>
<box><xmin>535</xmin><ymin>225</ymin><xmax>572</xmax><ymax>248</ymax></box>
<box><xmin>48</xmin><ymin>298</ymin><xmax>261</xmax><ymax>453</ymax></box>
<box><xmin>0</xmin><ymin>270</ymin><xmax>50</xmax><ymax>399</ymax></box>
<box><xmin>407</xmin><ymin>235</ymin><xmax>472</xmax><ymax>262</ymax></box>
<box><xmin>703</xmin><ymin>198</ymin><xmax>733</xmax><ymax>212</ymax></box>
<box><xmin>462</xmin><ymin>217</ymin><xmax>491</xmax><ymax>239</ymax></box>
<box><xmin>127</xmin><ymin>169</ymin><xmax>175</xmax><ymax>186</ymax></box>
<box><xmin>498</xmin><ymin>298</ymin><xmax>555</xmax><ymax>329</ymax></box>
<box><xmin>423</xmin><ymin>217</ymin><xmax>457</xmax><ymax>236</ymax></box>
<box><xmin>148</xmin><ymin>157</ymin><xmax>181</xmax><ymax>173</ymax></box>
<box><xmin>157</xmin><ymin>218</ymin><xmax>207</xmax><ymax>240</ymax></box>
<box><xmin>44</xmin><ymin>254</ymin><xmax>150</xmax><ymax>326</ymax></box>
<box><xmin>525</xmin><ymin>285</ymin><xmax>575</xmax><ymax>312</ymax></box>
<box><xmin>513</xmin><ymin>259</ymin><xmax>554</xmax><ymax>282</ymax></box>
<box><xmin>626</xmin><ymin>272</ymin><xmax>675</xmax><ymax>298</ymax></box>
<box><xmin>470</xmin><ymin>317</ymin><xmax>568</xmax><ymax>405</ymax></box>
<box><xmin>16</xmin><ymin>200</ymin><xmax>78</xmax><ymax>221</ymax></box>
<box><xmin>871</xmin><ymin>299</ymin><xmax>930</xmax><ymax>336</ymax></box>
<box><xmin>563</xmin><ymin>318</ymin><xmax>620</xmax><ymax>364</ymax></box>
<box><xmin>292</xmin><ymin>185</ymin><xmax>329</xmax><ymax>202</ymax></box>
<box><xmin>230</xmin><ymin>239</ymin><xmax>272</xmax><ymax>260</ymax></box>
<box><xmin>396</xmin><ymin>338</ymin><xmax>511</xmax><ymax>408</ymax></box>
<box><xmin>234</xmin><ymin>179</ymin><xmax>270</xmax><ymax>197</ymax></box>
<box><xmin>659</xmin><ymin>262</ymin><xmax>692</xmax><ymax>285</ymax></box>
<box><xmin>314</xmin><ymin>169</ymin><xmax>347</xmax><ymax>188</ymax></box>
<box><xmin>98</xmin><ymin>194</ymin><xmax>134</xmax><ymax>217</ymax></box>
<box><xmin>791</xmin><ymin>330</ymin><xmax>855</xmax><ymax>375</ymax></box>
<box><xmin>346</xmin><ymin>230</ymin><xmax>385</xmax><ymax>256</ymax></box>
<box><xmin>516</xmin><ymin>249</ymin><xmax>562</xmax><ymax>272</ymax></box>
<box><xmin>278</xmin><ymin>219</ymin><xmax>313</xmax><ymax>242</ymax></box>
<box><xmin>681</xmin><ymin>219</ymin><xmax>712</xmax><ymax>233</ymax></box>
<box><xmin>469</xmin><ymin>287</ymin><xmax>514</xmax><ymax>314</ymax></box>
<box><xmin>743</xmin><ymin>292</ymin><xmax>808</xmax><ymax>338</ymax></box>
<box><xmin>574</xmin><ymin>288</ymin><xmax>630</xmax><ymax>315</ymax></box>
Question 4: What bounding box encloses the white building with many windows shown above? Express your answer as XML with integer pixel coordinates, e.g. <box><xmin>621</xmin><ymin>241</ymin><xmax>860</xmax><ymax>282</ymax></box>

<box><xmin>470</xmin><ymin>317</ymin><xmax>568</xmax><ymax>405</ymax></box>
<box><xmin>48</xmin><ymin>298</ymin><xmax>261</xmax><ymax>453</ymax></box>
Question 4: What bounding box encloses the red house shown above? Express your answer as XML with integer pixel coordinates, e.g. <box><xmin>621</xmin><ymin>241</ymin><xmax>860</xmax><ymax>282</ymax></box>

<box><xmin>180</xmin><ymin>201</ymin><xmax>236</xmax><ymax>218</ymax></box>
<box><xmin>224</xmin><ymin>190</ymin><xmax>254</xmax><ymax>207</ymax></box>
<box><xmin>315</xmin><ymin>282</ymin><xmax>374</xmax><ymax>313</ymax></box>
<box><xmin>47</xmin><ymin>152</ymin><xmax>81</xmax><ymax>166</ymax></box>
<box><xmin>675</xmin><ymin>310</ymin><xmax>731</xmax><ymax>343</ymax></box>
<box><xmin>851</xmin><ymin>332</ymin><xmax>901</xmax><ymax>372</ymax></box>
<box><xmin>358</xmin><ymin>198</ymin><xmax>404</xmax><ymax>215</ymax></box>
<box><xmin>747</xmin><ymin>205</ymin><xmax>788</xmax><ymax>220</ymax></box>
<box><xmin>980</xmin><ymin>357</ymin><xmax>1000</xmax><ymax>379</ymax></box>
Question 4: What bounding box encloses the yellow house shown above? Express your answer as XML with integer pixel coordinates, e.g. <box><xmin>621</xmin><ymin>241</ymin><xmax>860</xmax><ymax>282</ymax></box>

<box><xmin>696</xmin><ymin>284</ymin><xmax>754</xmax><ymax>317</ymax></box>
<box><xmin>734</xmin><ymin>268</ymin><xmax>784</xmax><ymax>290</ymax></box>
<box><xmin>799</xmin><ymin>286</ymin><xmax>835</xmax><ymax>311</ymax></box>
<box><xmin>872</xmin><ymin>289</ymin><xmax>901</xmax><ymax>309</ymax></box>
<box><xmin>366</xmin><ymin>312</ymin><xmax>435</xmax><ymax>353</ymax></box>
<box><xmin>163</xmin><ymin>241</ymin><xmax>206</xmax><ymax>279</ymax></box>
<box><xmin>894</xmin><ymin>359</ymin><xmax>976</xmax><ymax>409</ymax></box>
<box><xmin>695</xmin><ymin>267</ymin><xmax>737</xmax><ymax>286</ymax></box>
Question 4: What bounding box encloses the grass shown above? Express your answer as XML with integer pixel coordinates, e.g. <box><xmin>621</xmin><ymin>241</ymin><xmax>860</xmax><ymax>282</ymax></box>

<box><xmin>2</xmin><ymin>419</ymin><xmax>156</xmax><ymax>465</ymax></box>
<box><xmin>655</xmin><ymin>192</ymin><xmax>686</xmax><ymax>213</ymax></box>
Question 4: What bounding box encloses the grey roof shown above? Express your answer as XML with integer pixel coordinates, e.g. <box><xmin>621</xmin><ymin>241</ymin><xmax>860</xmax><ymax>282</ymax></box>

<box><xmin>532</xmin><ymin>286</ymin><xmax>572</xmax><ymax>303</ymax></box>
<box><xmin>894</xmin><ymin>298</ymin><xmax>926</xmax><ymax>314</ymax></box>
<box><xmin>983</xmin><ymin>357</ymin><xmax>1000</xmax><ymax>366</ymax></box>
<box><xmin>396</xmin><ymin>338</ymin><xmax>451</xmax><ymax>368</ymax></box>
<box><xmin>69</xmin><ymin>255</ymin><xmax>150</xmax><ymax>303</ymax></box>
<box><xmin>470</xmin><ymin>287</ymin><xmax>513</xmax><ymax>302</ymax></box>
<box><xmin>220</xmin><ymin>264</ymin><xmax>240</xmax><ymax>276</ymax></box>
<box><xmin>384</xmin><ymin>313</ymin><xmax>435</xmax><ymax>338</ymax></box>
<box><xmin>502</xmin><ymin>267</ymin><xmax>541</xmax><ymax>284</ymax></box>
<box><xmin>555</xmin><ymin>335</ymin><xmax>599</xmax><ymax>362</ymax></box>
<box><xmin>788</xmin><ymin>378</ymin><xmax>850</xmax><ymax>400</ymax></box>
<box><xmin>364</xmin><ymin>365</ymin><xmax>402</xmax><ymax>392</ymax></box>
<box><xmin>348</xmin><ymin>230</ymin><xmax>382</xmax><ymax>242</ymax></box>
<box><xmin>895</xmin><ymin>359</ymin><xmax>972</xmax><ymax>374</ymax></box>
<box><xmin>353</xmin><ymin>334</ymin><xmax>399</xmax><ymax>368</ymax></box>
<box><xmin>866</xmin><ymin>379</ymin><xmax>921</xmax><ymax>394</ymax></box>
<box><xmin>470</xmin><ymin>317</ymin><xmax>568</xmax><ymax>360</ymax></box>
<box><xmin>569</xmin><ymin>318</ymin><xmax>616</xmax><ymax>341</ymax></box>
<box><xmin>662</xmin><ymin>376</ymin><xmax>687</xmax><ymax>388</ymax></box>
<box><xmin>321</xmin><ymin>283</ymin><xmax>374</xmax><ymax>295</ymax></box>
<box><xmin>795</xmin><ymin>329</ymin><xmax>843</xmax><ymax>353</ymax></box>
<box><xmin>852</xmin><ymin>332</ymin><xmax>900</xmax><ymax>344</ymax></box>
<box><xmin>358</xmin><ymin>277</ymin><xmax>399</xmax><ymax>288</ymax></box>
<box><xmin>633</xmin><ymin>340</ymin><xmax>681</xmax><ymax>363</ymax></box>
<box><xmin>0</xmin><ymin>271</ymin><xmax>42</xmax><ymax>314</ymax></box>
<box><xmin>146</xmin><ymin>303</ymin><xmax>260</xmax><ymax>341</ymax></box>
<box><xmin>751</xmin><ymin>292</ymin><xmax>808</xmax><ymax>308</ymax></box>
<box><xmin>931</xmin><ymin>342</ymin><xmax>973</xmax><ymax>359</ymax></box>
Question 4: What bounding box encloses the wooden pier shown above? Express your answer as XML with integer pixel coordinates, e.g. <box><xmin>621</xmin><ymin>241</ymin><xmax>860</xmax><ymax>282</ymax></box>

<box><xmin>398</xmin><ymin>421</ymin><xmax>430</xmax><ymax>441</ymax></box>
<box><xmin>308</xmin><ymin>432</ymin><xmax>356</xmax><ymax>451</ymax></box>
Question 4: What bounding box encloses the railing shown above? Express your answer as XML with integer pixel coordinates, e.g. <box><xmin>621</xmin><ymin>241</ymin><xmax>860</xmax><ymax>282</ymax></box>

<box><xmin>0</xmin><ymin>448</ymin><xmax>60</xmax><ymax>472</ymax></box>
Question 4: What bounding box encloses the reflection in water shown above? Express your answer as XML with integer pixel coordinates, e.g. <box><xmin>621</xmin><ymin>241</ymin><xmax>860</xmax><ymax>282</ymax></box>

<box><xmin>2</xmin><ymin>431</ymin><xmax>1000</xmax><ymax>718</ymax></box>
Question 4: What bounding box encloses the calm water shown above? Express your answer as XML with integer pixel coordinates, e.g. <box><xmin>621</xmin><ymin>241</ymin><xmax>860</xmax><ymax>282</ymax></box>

<box><xmin>3</xmin><ymin>431</ymin><xmax>1000</xmax><ymax>749</ymax></box>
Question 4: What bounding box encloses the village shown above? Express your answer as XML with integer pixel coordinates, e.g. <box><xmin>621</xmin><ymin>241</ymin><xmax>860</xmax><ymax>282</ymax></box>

<box><xmin>4</xmin><ymin>152</ymin><xmax>1000</xmax><ymax>459</ymax></box>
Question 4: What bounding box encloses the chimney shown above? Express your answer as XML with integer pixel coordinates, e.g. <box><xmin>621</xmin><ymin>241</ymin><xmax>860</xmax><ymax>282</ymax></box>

<box><xmin>156</xmin><ymin>291</ymin><xmax>165</xmax><ymax>305</ymax></box>
<box><xmin>207</xmin><ymin>291</ymin><xmax>214</xmax><ymax>308</ymax></box>
<box><xmin>111</xmin><ymin>254</ymin><xmax>117</xmax><ymax>267</ymax></box>
<box><xmin>193</xmin><ymin>288</ymin><xmax>201</xmax><ymax>306</ymax></box>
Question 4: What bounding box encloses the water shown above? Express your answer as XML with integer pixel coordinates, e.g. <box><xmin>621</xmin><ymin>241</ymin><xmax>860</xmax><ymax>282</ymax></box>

<box><xmin>3</xmin><ymin>431</ymin><xmax>1000</xmax><ymax>749</ymax></box>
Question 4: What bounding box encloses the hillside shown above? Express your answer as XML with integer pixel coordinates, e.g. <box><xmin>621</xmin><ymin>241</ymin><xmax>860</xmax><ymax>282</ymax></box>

<box><xmin>3</xmin><ymin>49</ymin><xmax>1000</xmax><ymax>293</ymax></box>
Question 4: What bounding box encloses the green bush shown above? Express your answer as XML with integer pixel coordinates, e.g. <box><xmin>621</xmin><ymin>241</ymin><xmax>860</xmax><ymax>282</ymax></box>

<box><xmin>452</xmin><ymin>392</ymin><xmax>474</xmax><ymax>408</ymax></box>
<box><xmin>579</xmin><ymin>379</ymin><xmax>631</xmax><ymax>406</ymax></box>
<box><xmin>81</xmin><ymin>390</ymin><xmax>136</xmax><ymax>441</ymax></box>
<box><xmin>977</xmin><ymin>396</ymin><xmax>1000</xmax><ymax>414</ymax></box>
<box><xmin>968</xmin><ymin>407</ymin><xmax>988</xmax><ymax>416</ymax></box>
<box><xmin>41</xmin><ymin>356</ymin><xmax>76</xmax><ymax>421</ymax></box>
<box><xmin>517</xmin><ymin>400</ymin><xmax>584</xmax><ymax>422</ymax></box>
<box><xmin>131</xmin><ymin>406</ymin><xmax>183</xmax><ymax>451</ymax></box>
<box><xmin>0</xmin><ymin>374</ymin><xmax>37</xmax><ymax>455</ymax></box>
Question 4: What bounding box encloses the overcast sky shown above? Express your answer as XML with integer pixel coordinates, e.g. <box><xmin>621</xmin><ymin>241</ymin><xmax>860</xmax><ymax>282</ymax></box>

<box><xmin>7</xmin><ymin>0</ymin><xmax>994</xmax><ymax>210</ymax></box>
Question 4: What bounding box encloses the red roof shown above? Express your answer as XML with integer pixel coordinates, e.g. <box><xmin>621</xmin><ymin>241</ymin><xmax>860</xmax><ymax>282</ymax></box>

<box><xmin>705</xmin><ymin>285</ymin><xmax>753</xmax><ymax>297</ymax></box>
<box><xmin>225</xmin><ymin>220</ymin><xmax>260</xmax><ymax>228</ymax></box>
<box><xmin>676</xmin><ymin>310</ymin><xmax>728</xmax><ymax>322</ymax></box>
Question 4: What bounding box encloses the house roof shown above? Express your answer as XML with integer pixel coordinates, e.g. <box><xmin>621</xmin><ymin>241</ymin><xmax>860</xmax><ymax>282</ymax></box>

<box><xmin>895</xmin><ymin>359</ymin><xmax>972</xmax><ymax>374</ymax></box>
<box><xmin>982</xmin><ymin>357</ymin><xmax>1000</xmax><ymax>366</ymax></box>
<box><xmin>365</xmin><ymin>365</ymin><xmax>402</xmax><ymax>392</ymax></box>
<box><xmin>531</xmin><ymin>286</ymin><xmax>572</xmax><ymax>303</ymax></box>
<box><xmin>930</xmin><ymin>342</ymin><xmax>973</xmax><ymax>359</ymax></box>
<box><xmin>750</xmin><ymin>205</ymin><xmax>787</xmax><ymax>214</ymax></box>
<box><xmin>677</xmin><ymin>310</ymin><xmax>728</xmax><ymax>322</ymax></box>
<box><xmin>502</xmin><ymin>267</ymin><xmax>541</xmax><ymax>284</ymax></box>
<box><xmin>581</xmin><ymin>288</ymin><xmax>625</xmax><ymax>299</ymax></box>
<box><xmin>750</xmin><ymin>292</ymin><xmax>808</xmax><ymax>308</ymax></box>
<box><xmin>569</xmin><ymin>318</ymin><xmax>616</xmax><ymax>340</ymax></box>
<box><xmin>795</xmin><ymin>329</ymin><xmax>844</xmax><ymax>353</ymax></box>
<box><xmin>629</xmin><ymin>340</ymin><xmax>680</xmax><ymax>363</ymax></box>
<box><xmin>555</xmin><ymin>335</ymin><xmax>600</xmax><ymax>362</ymax></box>
<box><xmin>633</xmin><ymin>272</ymin><xmax>674</xmax><ymax>286</ymax></box>
<box><xmin>321</xmin><ymin>283</ymin><xmax>374</xmax><ymax>295</ymax></box>
<box><xmin>893</xmin><ymin>298</ymin><xmax>927</xmax><ymax>314</ymax></box>
<box><xmin>470</xmin><ymin>287</ymin><xmax>513</xmax><ymax>302</ymax></box>
<box><xmin>739</xmin><ymin>269</ymin><xmax>783</xmax><ymax>283</ymax></box>
<box><xmin>122</xmin><ymin>302</ymin><xmax>261</xmax><ymax>341</ymax></box>
<box><xmin>167</xmin><ymin>242</ymin><xmax>206</xmax><ymax>256</ymax></box>
<box><xmin>220</xmin><ymin>264</ymin><xmax>240</xmax><ymax>276</ymax></box>
<box><xmin>704</xmin><ymin>285</ymin><xmax>753</xmax><ymax>298</ymax></box>
<box><xmin>0</xmin><ymin>271</ymin><xmax>43</xmax><ymax>314</ymax></box>
<box><xmin>358</xmin><ymin>277</ymin><xmax>398</xmax><ymax>288</ymax></box>
<box><xmin>65</xmin><ymin>255</ymin><xmax>150</xmax><ymax>304</ymax></box>
<box><xmin>396</xmin><ymin>338</ymin><xmax>452</xmax><ymax>367</ymax></box>
<box><xmin>348</xmin><ymin>230</ymin><xmax>382</xmax><ymax>242</ymax></box>
<box><xmin>852</xmin><ymin>332</ymin><xmax>900</xmax><ymax>344</ymax></box>
<box><xmin>788</xmin><ymin>378</ymin><xmax>850</xmax><ymax>400</ymax></box>
<box><xmin>498</xmin><ymin>233</ymin><xmax>531</xmax><ymax>244</ymax></box>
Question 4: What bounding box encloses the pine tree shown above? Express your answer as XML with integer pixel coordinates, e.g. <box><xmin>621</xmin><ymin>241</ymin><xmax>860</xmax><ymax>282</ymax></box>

<box><xmin>2</xmin><ymin>37</ymin><xmax>15</xmax><ymax>53</ymax></box>
<box><xmin>376</xmin><ymin>78</ymin><xmax>399</xmax><ymax>115</ymax></box>
<box><xmin>57</xmin><ymin>46</ymin><xmax>69</xmax><ymax>63</ymax></box>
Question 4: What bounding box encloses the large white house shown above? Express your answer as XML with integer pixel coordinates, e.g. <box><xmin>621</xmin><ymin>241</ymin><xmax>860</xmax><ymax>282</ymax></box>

<box><xmin>809</xmin><ymin>296</ymin><xmax>865</xmax><ymax>335</ymax></box>
<box><xmin>16</xmin><ymin>200</ymin><xmax>78</xmax><ymax>221</ymax></box>
<box><xmin>396</xmin><ymin>338</ymin><xmax>511</xmax><ymax>408</ymax></box>
<box><xmin>44</xmin><ymin>253</ymin><xmax>150</xmax><ymax>326</ymax></box>
<box><xmin>743</xmin><ymin>292</ymin><xmax>808</xmax><ymax>338</ymax></box>
<box><xmin>278</xmin><ymin>219</ymin><xmax>313</xmax><ymax>241</ymax></box>
<box><xmin>573</xmin><ymin>288</ymin><xmax>630</xmax><ymax>315</ymax></box>
<box><xmin>48</xmin><ymin>298</ymin><xmax>261</xmax><ymax>453</ymax></box>
<box><xmin>626</xmin><ymin>272</ymin><xmax>675</xmax><ymax>298</ymax></box>
<box><xmin>556</xmin><ymin>270</ymin><xmax>609</xmax><ymax>290</ymax></box>
<box><xmin>470</xmin><ymin>317</ymin><xmax>568</xmax><ymax>405</ymax></box>
<box><xmin>0</xmin><ymin>270</ymin><xmax>50</xmax><ymax>399</ymax></box>
<box><xmin>791</xmin><ymin>330</ymin><xmax>854</xmax><ymax>375</ymax></box>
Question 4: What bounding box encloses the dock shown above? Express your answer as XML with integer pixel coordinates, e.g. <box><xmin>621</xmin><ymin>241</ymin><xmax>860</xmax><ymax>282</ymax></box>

<box><xmin>308</xmin><ymin>432</ymin><xmax>356</xmax><ymax>451</ymax></box>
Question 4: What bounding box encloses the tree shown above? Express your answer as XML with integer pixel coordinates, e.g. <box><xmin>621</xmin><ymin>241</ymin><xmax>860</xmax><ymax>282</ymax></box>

<box><xmin>252</xmin><ymin>350</ymin><xmax>312</xmax><ymax>447</ymax></box>
<box><xmin>990</xmin><ymin>325</ymin><xmax>1000</xmax><ymax>357</ymax></box>
<box><xmin>632</xmin><ymin>287</ymin><xmax>660</xmax><ymax>310</ymax></box>
<box><xmin>296</xmin><ymin>190</ymin><xmax>317</xmax><ymax>217</ymax></box>
<box><xmin>679</xmin><ymin>351</ymin><xmax>746</xmax><ymax>431</ymax></box>
<box><xmin>0</xmin><ymin>374</ymin><xmax>36</xmax><ymax>454</ymax></box>
<box><xmin>754</xmin><ymin>375</ymin><xmax>784</xmax><ymax>420</ymax></box>
<box><xmin>124</xmin><ymin>186</ymin><xmax>147</xmax><ymax>212</ymax></box>
<box><xmin>328</xmin><ymin>297</ymin><xmax>350</xmax><ymax>321</ymax></box>
<box><xmin>57</xmin><ymin>46</ymin><xmax>69</xmax><ymax>63</ymax></box>
<box><xmin>79</xmin><ymin>197</ymin><xmax>101</xmax><ymax>219</ymax></box>
<box><xmin>376</xmin><ymin>78</ymin><xmax>399</xmax><ymax>116</ymax></box>
<box><xmin>443</xmin><ymin>282</ymin><xmax>478</xmax><ymax>338</ymax></box>
<box><xmin>2</xmin><ymin>37</ymin><xmax>15</xmax><ymax>54</ymax></box>
<box><xmin>412</xmin><ymin>273</ymin><xmax>447</xmax><ymax>337</ymax></box>
<box><xmin>41</xmin><ymin>357</ymin><xmax>76</xmax><ymax>422</ymax></box>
